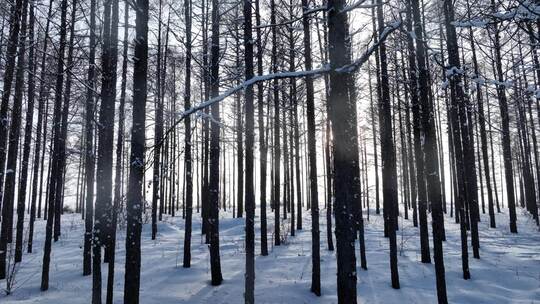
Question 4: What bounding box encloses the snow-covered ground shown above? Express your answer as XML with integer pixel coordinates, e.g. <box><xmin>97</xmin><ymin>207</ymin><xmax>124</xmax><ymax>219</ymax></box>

<box><xmin>1</xmin><ymin>206</ymin><xmax>539</xmax><ymax>303</ymax></box>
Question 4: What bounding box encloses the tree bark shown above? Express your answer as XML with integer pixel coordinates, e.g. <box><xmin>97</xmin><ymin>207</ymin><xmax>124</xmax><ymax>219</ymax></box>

<box><xmin>183</xmin><ymin>0</ymin><xmax>193</xmax><ymax>268</ymax></box>
<box><xmin>124</xmin><ymin>0</ymin><xmax>148</xmax><ymax>299</ymax></box>
<box><xmin>209</xmin><ymin>0</ymin><xmax>223</xmax><ymax>285</ymax></box>
<box><xmin>327</xmin><ymin>0</ymin><xmax>358</xmax><ymax>301</ymax></box>
<box><xmin>243</xmin><ymin>1</ymin><xmax>255</xmax><ymax>302</ymax></box>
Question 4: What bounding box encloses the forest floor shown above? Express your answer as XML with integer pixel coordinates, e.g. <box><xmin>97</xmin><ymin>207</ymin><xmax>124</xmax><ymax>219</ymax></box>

<box><xmin>1</xmin><ymin>205</ymin><xmax>539</xmax><ymax>303</ymax></box>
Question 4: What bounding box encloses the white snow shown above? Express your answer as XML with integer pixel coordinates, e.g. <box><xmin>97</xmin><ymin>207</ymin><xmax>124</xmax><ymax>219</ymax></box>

<box><xmin>1</xmin><ymin>207</ymin><xmax>539</xmax><ymax>303</ymax></box>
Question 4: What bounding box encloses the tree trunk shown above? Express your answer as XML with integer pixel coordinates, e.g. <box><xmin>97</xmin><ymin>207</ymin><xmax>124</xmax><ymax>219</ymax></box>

<box><xmin>183</xmin><ymin>0</ymin><xmax>193</xmax><ymax>268</ymax></box>
<box><xmin>301</xmin><ymin>0</ymin><xmax>321</xmax><ymax>295</ymax></box>
<box><xmin>83</xmin><ymin>0</ymin><xmax>97</xmax><ymax>277</ymax></box>
<box><xmin>0</xmin><ymin>0</ymin><xmax>25</xmax><ymax>223</ymax></box>
<box><xmin>270</xmin><ymin>0</ymin><xmax>281</xmax><ymax>247</ymax></box>
<box><xmin>255</xmin><ymin>0</ymin><xmax>268</xmax><ymax>256</ymax></box>
<box><xmin>151</xmin><ymin>0</ymin><xmax>163</xmax><ymax>240</ymax></box>
<box><xmin>124</xmin><ymin>0</ymin><xmax>148</xmax><ymax>299</ymax></box>
<box><xmin>489</xmin><ymin>0</ymin><xmax>518</xmax><ymax>233</ymax></box>
<box><xmin>327</xmin><ymin>0</ymin><xmax>358</xmax><ymax>301</ymax></box>
<box><xmin>466</xmin><ymin>2</ymin><xmax>496</xmax><ymax>227</ymax></box>
<box><xmin>376</xmin><ymin>0</ymin><xmax>400</xmax><ymax>288</ymax></box>
<box><xmin>106</xmin><ymin>1</ymin><xmax>126</xmax><ymax>302</ymax></box>
<box><xmin>94</xmin><ymin>0</ymin><xmax>119</xmax><ymax>299</ymax></box>
<box><xmin>209</xmin><ymin>0</ymin><xmax>223</xmax><ymax>285</ymax></box>
<box><xmin>243</xmin><ymin>1</ymin><xmax>255</xmax><ymax>302</ymax></box>
<box><xmin>411</xmin><ymin>0</ymin><xmax>447</xmax><ymax>299</ymax></box>
<box><xmin>2</xmin><ymin>0</ymin><xmax>29</xmax><ymax>273</ymax></box>
<box><xmin>40</xmin><ymin>0</ymin><xmax>68</xmax><ymax>290</ymax></box>
<box><xmin>442</xmin><ymin>0</ymin><xmax>471</xmax><ymax>279</ymax></box>
<box><xmin>29</xmin><ymin>0</ymin><xmax>50</xmax><ymax>253</ymax></box>
<box><xmin>16</xmin><ymin>0</ymin><xmax>36</xmax><ymax>262</ymax></box>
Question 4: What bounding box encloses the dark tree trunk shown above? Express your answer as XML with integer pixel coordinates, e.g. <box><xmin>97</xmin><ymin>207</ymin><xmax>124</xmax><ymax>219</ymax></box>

<box><xmin>270</xmin><ymin>0</ymin><xmax>281</xmax><ymax>247</ymax></box>
<box><xmin>28</xmin><ymin>0</ymin><xmax>54</xmax><ymax>252</ymax></box>
<box><xmin>183</xmin><ymin>0</ymin><xmax>193</xmax><ymax>268</ymax></box>
<box><xmin>0</xmin><ymin>0</ymin><xmax>27</xmax><ymax>280</ymax></box>
<box><xmin>0</xmin><ymin>0</ymin><xmax>25</xmax><ymax>223</ymax></box>
<box><xmin>489</xmin><ymin>0</ymin><xmax>517</xmax><ymax>233</ymax></box>
<box><xmin>236</xmin><ymin>94</ymin><xmax>244</xmax><ymax>219</ymax></box>
<box><xmin>327</xmin><ymin>0</ymin><xmax>358</xmax><ymax>301</ymax></box>
<box><xmin>315</xmin><ymin>14</ymin><xmax>332</xmax><ymax>248</ymax></box>
<box><xmin>54</xmin><ymin>0</ymin><xmax>78</xmax><ymax>246</ymax></box>
<box><xmin>29</xmin><ymin>0</ymin><xmax>50</xmax><ymax>253</ymax></box>
<box><xmin>106</xmin><ymin>1</ymin><xmax>125</xmax><ymax>302</ymax></box>
<box><xmin>236</xmin><ymin>26</ymin><xmax>244</xmax><ymax>218</ymax></box>
<box><xmin>124</xmin><ymin>0</ymin><xmax>148</xmax><ymax>299</ymax></box>
<box><xmin>243</xmin><ymin>1</ymin><xmax>255</xmax><ymax>302</ymax></box>
<box><xmin>301</xmin><ymin>0</ymin><xmax>321</xmax><ymax>295</ymax></box>
<box><xmin>486</xmin><ymin>90</ymin><xmax>501</xmax><ymax>213</ymax></box>
<box><xmin>2</xmin><ymin>0</ymin><xmax>29</xmax><ymax>272</ymax></box>
<box><xmin>94</xmin><ymin>0</ymin><xmax>119</xmax><ymax>299</ymax></box>
<box><xmin>442</xmin><ymin>0</ymin><xmax>471</xmax><ymax>280</ymax></box>
<box><xmin>411</xmin><ymin>0</ymin><xmax>447</xmax><ymax>299</ymax></box>
<box><xmin>38</xmin><ymin>94</ymin><xmax>51</xmax><ymax>221</ymax></box>
<box><xmin>40</xmin><ymin>0</ymin><xmax>68</xmax><ymax>290</ymax></box>
<box><xmin>376</xmin><ymin>0</ymin><xmax>400</xmax><ymax>288</ymax></box>
<box><xmin>16</xmin><ymin>0</ymin><xmax>36</xmax><ymax>262</ymax></box>
<box><xmin>151</xmin><ymin>0</ymin><xmax>163</xmax><ymax>240</ymax></box>
<box><xmin>209</xmin><ymin>0</ymin><xmax>223</xmax><ymax>285</ymax></box>
<box><xmin>83</xmin><ymin>0</ymin><xmax>97</xmax><ymax>277</ymax></box>
<box><xmin>255</xmin><ymin>0</ymin><xmax>268</xmax><ymax>256</ymax></box>
<box><xmin>371</xmin><ymin>5</ymin><xmax>381</xmax><ymax>216</ymax></box>
<box><xmin>466</xmin><ymin>1</ymin><xmax>496</xmax><ymax>227</ymax></box>
<box><xmin>396</xmin><ymin>59</ymin><xmax>409</xmax><ymax>222</ymax></box>
<box><xmin>406</xmin><ymin>0</ymin><xmax>430</xmax><ymax>263</ymax></box>
<box><xmin>403</xmin><ymin>2</ymin><xmax>418</xmax><ymax>228</ymax></box>
<box><xmin>201</xmin><ymin>0</ymin><xmax>210</xmax><ymax>242</ymax></box>
<box><xmin>527</xmin><ymin>25</ymin><xmax>540</xmax><ymax>212</ymax></box>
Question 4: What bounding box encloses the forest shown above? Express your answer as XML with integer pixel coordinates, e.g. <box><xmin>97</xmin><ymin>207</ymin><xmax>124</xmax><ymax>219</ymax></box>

<box><xmin>0</xmin><ymin>0</ymin><xmax>539</xmax><ymax>303</ymax></box>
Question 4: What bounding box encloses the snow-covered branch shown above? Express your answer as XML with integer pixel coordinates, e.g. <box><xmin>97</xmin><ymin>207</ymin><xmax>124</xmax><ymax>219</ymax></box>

<box><xmin>453</xmin><ymin>0</ymin><xmax>540</xmax><ymax>28</ymax></box>
<box><xmin>336</xmin><ymin>20</ymin><xmax>402</xmax><ymax>74</ymax></box>
<box><xmin>340</xmin><ymin>0</ymin><xmax>384</xmax><ymax>15</ymax></box>
<box><xmin>155</xmin><ymin>20</ymin><xmax>402</xmax><ymax>150</ymax></box>
<box><xmin>152</xmin><ymin>67</ymin><xmax>332</xmax><ymax>150</ymax></box>
<box><xmin>176</xmin><ymin>67</ymin><xmax>330</xmax><ymax>120</ymax></box>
